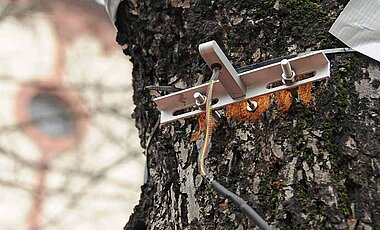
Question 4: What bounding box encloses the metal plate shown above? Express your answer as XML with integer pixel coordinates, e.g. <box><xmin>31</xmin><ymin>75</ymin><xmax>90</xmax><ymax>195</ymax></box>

<box><xmin>154</xmin><ymin>51</ymin><xmax>330</xmax><ymax>124</ymax></box>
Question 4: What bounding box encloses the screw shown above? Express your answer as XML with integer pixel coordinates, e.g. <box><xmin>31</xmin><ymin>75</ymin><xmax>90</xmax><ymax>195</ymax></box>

<box><xmin>246</xmin><ymin>100</ymin><xmax>258</xmax><ymax>112</ymax></box>
<box><xmin>193</xmin><ymin>92</ymin><xmax>221</xmax><ymax>122</ymax></box>
<box><xmin>194</xmin><ymin>92</ymin><xmax>207</xmax><ymax>107</ymax></box>
<box><xmin>281</xmin><ymin>59</ymin><xmax>296</xmax><ymax>85</ymax></box>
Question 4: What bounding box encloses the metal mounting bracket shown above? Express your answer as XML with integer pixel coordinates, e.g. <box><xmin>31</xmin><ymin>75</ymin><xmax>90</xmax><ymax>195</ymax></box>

<box><xmin>199</xmin><ymin>41</ymin><xmax>246</xmax><ymax>99</ymax></box>
<box><xmin>154</xmin><ymin>41</ymin><xmax>330</xmax><ymax>124</ymax></box>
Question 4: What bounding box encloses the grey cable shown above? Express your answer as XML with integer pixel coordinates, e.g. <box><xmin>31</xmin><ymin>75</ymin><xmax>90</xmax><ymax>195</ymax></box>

<box><xmin>145</xmin><ymin>85</ymin><xmax>182</xmax><ymax>92</ymax></box>
<box><xmin>210</xmin><ymin>179</ymin><xmax>272</xmax><ymax>230</ymax></box>
<box><xmin>143</xmin><ymin>116</ymin><xmax>161</xmax><ymax>183</ymax></box>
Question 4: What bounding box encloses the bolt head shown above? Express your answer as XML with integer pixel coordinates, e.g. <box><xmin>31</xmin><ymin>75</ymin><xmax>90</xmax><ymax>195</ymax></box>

<box><xmin>246</xmin><ymin>100</ymin><xmax>258</xmax><ymax>112</ymax></box>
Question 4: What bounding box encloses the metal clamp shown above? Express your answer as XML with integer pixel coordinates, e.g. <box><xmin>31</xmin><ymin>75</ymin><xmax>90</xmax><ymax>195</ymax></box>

<box><xmin>154</xmin><ymin>41</ymin><xmax>330</xmax><ymax>124</ymax></box>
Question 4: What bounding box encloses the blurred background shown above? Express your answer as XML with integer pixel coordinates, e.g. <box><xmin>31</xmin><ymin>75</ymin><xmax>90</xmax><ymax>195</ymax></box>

<box><xmin>0</xmin><ymin>0</ymin><xmax>145</xmax><ymax>229</ymax></box>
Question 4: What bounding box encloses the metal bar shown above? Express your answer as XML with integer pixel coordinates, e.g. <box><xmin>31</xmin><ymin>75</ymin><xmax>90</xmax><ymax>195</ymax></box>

<box><xmin>154</xmin><ymin>51</ymin><xmax>330</xmax><ymax>124</ymax></box>
<box><xmin>236</xmin><ymin>47</ymin><xmax>355</xmax><ymax>73</ymax></box>
<box><xmin>199</xmin><ymin>41</ymin><xmax>246</xmax><ymax>99</ymax></box>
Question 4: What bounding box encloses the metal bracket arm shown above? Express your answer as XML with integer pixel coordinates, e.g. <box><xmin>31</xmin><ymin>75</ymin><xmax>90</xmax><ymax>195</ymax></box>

<box><xmin>199</xmin><ymin>41</ymin><xmax>246</xmax><ymax>99</ymax></box>
<box><xmin>154</xmin><ymin>48</ymin><xmax>330</xmax><ymax>124</ymax></box>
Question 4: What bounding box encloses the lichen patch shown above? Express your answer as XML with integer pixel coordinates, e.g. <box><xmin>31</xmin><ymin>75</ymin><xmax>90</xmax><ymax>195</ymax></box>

<box><xmin>355</xmin><ymin>62</ymin><xmax>380</xmax><ymax>99</ymax></box>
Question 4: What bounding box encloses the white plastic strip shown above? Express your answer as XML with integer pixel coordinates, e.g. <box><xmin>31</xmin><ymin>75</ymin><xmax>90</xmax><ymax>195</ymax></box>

<box><xmin>104</xmin><ymin>0</ymin><xmax>122</xmax><ymax>23</ymax></box>
<box><xmin>329</xmin><ymin>0</ymin><xmax>380</xmax><ymax>62</ymax></box>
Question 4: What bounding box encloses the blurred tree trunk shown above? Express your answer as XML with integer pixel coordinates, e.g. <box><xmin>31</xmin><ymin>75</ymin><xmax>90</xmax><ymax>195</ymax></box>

<box><xmin>115</xmin><ymin>0</ymin><xmax>379</xmax><ymax>229</ymax></box>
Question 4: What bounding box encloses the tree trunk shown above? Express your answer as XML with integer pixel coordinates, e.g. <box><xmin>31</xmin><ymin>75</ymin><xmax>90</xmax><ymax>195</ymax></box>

<box><xmin>114</xmin><ymin>0</ymin><xmax>379</xmax><ymax>229</ymax></box>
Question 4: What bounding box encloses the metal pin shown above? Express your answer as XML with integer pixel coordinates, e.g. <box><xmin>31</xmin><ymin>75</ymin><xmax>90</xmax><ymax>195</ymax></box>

<box><xmin>193</xmin><ymin>92</ymin><xmax>221</xmax><ymax>122</ymax></box>
<box><xmin>281</xmin><ymin>59</ymin><xmax>297</xmax><ymax>85</ymax></box>
<box><xmin>194</xmin><ymin>92</ymin><xmax>207</xmax><ymax>107</ymax></box>
<box><xmin>246</xmin><ymin>100</ymin><xmax>258</xmax><ymax>112</ymax></box>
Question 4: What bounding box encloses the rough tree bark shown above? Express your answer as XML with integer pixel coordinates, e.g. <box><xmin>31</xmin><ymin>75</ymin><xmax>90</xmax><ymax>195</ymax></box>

<box><xmin>114</xmin><ymin>0</ymin><xmax>379</xmax><ymax>229</ymax></box>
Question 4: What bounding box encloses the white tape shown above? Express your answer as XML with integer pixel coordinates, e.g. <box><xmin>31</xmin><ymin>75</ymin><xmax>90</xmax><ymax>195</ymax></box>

<box><xmin>104</xmin><ymin>0</ymin><xmax>122</xmax><ymax>23</ymax></box>
<box><xmin>330</xmin><ymin>0</ymin><xmax>380</xmax><ymax>62</ymax></box>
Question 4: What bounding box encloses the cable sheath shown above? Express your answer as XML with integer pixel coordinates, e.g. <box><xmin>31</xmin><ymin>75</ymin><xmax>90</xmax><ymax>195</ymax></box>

<box><xmin>198</xmin><ymin>67</ymin><xmax>219</xmax><ymax>177</ymax></box>
<box><xmin>198</xmin><ymin>68</ymin><xmax>271</xmax><ymax>229</ymax></box>
<box><xmin>211</xmin><ymin>180</ymin><xmax>272</xmax><ymax>230</ymax></box>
